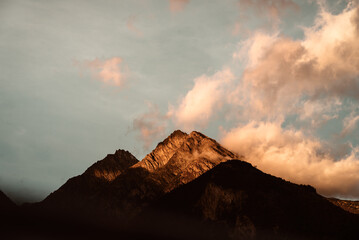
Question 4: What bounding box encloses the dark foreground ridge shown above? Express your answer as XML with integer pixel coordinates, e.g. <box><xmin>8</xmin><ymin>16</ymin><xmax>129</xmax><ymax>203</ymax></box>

<box><xmin>132</xmin><ymin>160</ymin><xmax>359</xmax><ymax>239</ymax></box>
<box><xmin>0</xmin><ymin>190</ymin><xmax>16</xmax><ymax>212</ymax></box>
<box><xmin>1</xmin><ymin>130</ymin><xmax>358</xmax><ymax>239</ymax></box>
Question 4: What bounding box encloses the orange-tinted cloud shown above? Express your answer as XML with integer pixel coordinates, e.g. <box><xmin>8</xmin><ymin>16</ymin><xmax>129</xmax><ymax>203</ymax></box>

<box><xmin>236</xmin><ymin>0</ymin><xmax>299</xmax><ymax>30</ymax></box>
<box><xmin>231</xmin><ymin>4</ymin><xmax>359</xmax><ymax>120</ymax></box>
<box><xmin>76</xmin><ymin>57</ymin><xmax>128</xmax><ymax>87</ymax></box>
<box><xmin>169</xmin><ymin>0</ymin><xmax>189</xmax><ymax>13</ymax></box>
<box><xmin>168</xmin><ymin>68</ymin><xmax>234</xmax><ymax>131</ymax></box>
<box><xmin>169</xmin><ymin>2</ymin><xmax>359</xmax><ymax>198</ymax></box>
<box><xmin>132</xmin><ymin>102</ymin><xmax>169</xmax><ymax>150</ymax></box>
<box><xmin>219</xmin><ymin>4</ymin><xmax>359</xmax><ymax>198</ymax></box>
<box><xmin>126</xmin><ymin>15</ymin><xmax>143</xmax><ymax>37</ymax></box>
<box><xmin>220</xmin><ymin>121</ymin><xmax>359</xmax><ymax>198</ymax></box>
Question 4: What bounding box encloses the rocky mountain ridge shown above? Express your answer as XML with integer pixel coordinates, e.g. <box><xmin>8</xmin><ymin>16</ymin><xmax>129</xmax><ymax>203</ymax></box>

<box><xmin>38</xmin><ymin>130</ymin><xmax>240</xmax><ymax>220</ymax></box>
<box><xmin>1</xmin><ymin>130</ymin><xmax>358</xmax><ymax>239</ymax></box>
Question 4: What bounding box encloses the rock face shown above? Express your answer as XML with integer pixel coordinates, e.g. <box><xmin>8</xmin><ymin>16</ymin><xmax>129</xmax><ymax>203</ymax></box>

<box><xmin>102</xmin><ymin>130</ymin><xmax>240</xmax><ymax>218</ymax></box>
<box><xmin>328</xmin><ymin>198</ymin><xmax>359</xmax><ymax>214</ymax></box>
<box><xmin>134</xmin><ymin>160</ymin><xmax>359</xmax><ymax>240</ymax></box>
<box><xmin>38</xmin><ymin>130</ymin><xmax>239</xmax><ymax>220</ymax></box>
<box><xmin>84</xmin><ymin>149</ymin><xmax>139</xmax><ymax>181</ymax></box>
<box><xmin>134</xmin><ymin>130</ymin><xmax>188</xmax><ymax>172</ymax></box>
<box><xmin>149</xmin><ymin>131</ymin><xmax>239</xmax><ymax>192</ymax></box>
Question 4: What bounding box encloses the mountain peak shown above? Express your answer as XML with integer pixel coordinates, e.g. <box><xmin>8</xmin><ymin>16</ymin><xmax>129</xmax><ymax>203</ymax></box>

<box><xmin>188</xmin><ymin>130</ymin><xmax>207</xmax><ymax>138</ymax></box>
<box><xmin>134</xmin><ymin>130</ymin><xmax>240</xmax><ymax>173</ymax></box>
<box><xmin>85</xmin><ymin>149</ymin><xmax>138</xmax><ymax>181</ymax></box>
<box><xmin>134</xmin><ymin>130</ymin><xmax>188</xmax><ymax>171</ymax></box>
<box><xmin>155</xmin><ymin>131</ymin><xmax>240</xmax><ymax>191</ymax></box>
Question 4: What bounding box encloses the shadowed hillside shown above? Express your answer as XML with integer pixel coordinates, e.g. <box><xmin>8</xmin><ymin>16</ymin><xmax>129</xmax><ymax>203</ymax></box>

<box><xmin>133</xmin><ymin>160</ymin><xmax>359</xmax><ymax>240</ymax></box>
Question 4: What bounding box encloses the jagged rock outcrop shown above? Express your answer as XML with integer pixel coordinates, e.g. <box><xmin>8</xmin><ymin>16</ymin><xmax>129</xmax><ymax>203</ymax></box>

<box><xmin>84</xmin><ymin>149</ymin><xmax>139</xmax><ymax>181</ymax></box>
<box><xmin>150</xmin><ymin>131</ymin><xmax>239</xmax><ymax>192</ymax></box>
<box><xmin>133</xmin><ymin>160</ymin><xmax>359</xmax><ymax>240</ymax></box>
<box><xmin>328</xmin><ymin>198</ymin><xmax>359</xmax><ymax>214</ymax></box>
<box><xmin>134</xmin><ymin>130</ymin><xmax>188</xmax><ymax>172</ymax></box>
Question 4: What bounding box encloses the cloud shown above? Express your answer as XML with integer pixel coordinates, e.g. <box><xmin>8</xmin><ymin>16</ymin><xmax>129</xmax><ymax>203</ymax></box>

<box><xmin>126</xmin><ymin>15</ymin><xmax>143</xmax><ymax>37</ymax></box>
<box><xmin>169</xmin><ymin>0</ymin><xmax>189</xmax><ymax>13</ymax></box>
<box><xmin>341</xmin><ymin>113</ymin><xmax>359</xmax><ymax>137</ymax></box>
<box><xmin>168</xmin><ymin>68</ymin><xmax>234</xmax><ymax>131</ymax></box>
<box><xmin>132</xmin><ymin>102</ymin><xmax>169</xmax><ymax>150</ymax></box>
<box><xmin>75</xmin><ymin>57</ymin><xmax>128</xmax><ymax>87</ymax></box>
<box><xmin>220</xmin><ymin>121</ymin><xmax>359</xmax><ymax>198</ymax></box>
<box><xmin>298</xmin><ymin>98</ymin><xmax>341</xmax><ymax>128</ymax></box>
<box><xmin>172</xmin><ymin>3</ymin><xmax>359</xmax><ymax>123</ymax></box>
<box><xmin>231</xmin><ymin>3</ymin><xmax>359</xmax><ymax>120</ymax></box>
<box><xmin>236</xmin><ymin>0</ymin><xmax>299</xmax><ymax>30</ymax></box>
<box><xmin>169</xmin><ymin>2</ymin><xmax>359</xmax><ymax>198</ymax></box>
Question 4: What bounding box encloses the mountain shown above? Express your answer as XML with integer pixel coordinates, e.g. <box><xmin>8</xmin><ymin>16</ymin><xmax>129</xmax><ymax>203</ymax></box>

<box><xmin>0</xmin><ymin>190</ymin><xmax>16</xmax><ymax>212</ymax></box>
<box><xmin>40</xmin><ymin>149</ymin><xmax>138</xmax><ymax>215</ymax></box>
<box><xmin>133</xmin><ymin>160</ymin><xmax>359</xmax><ymax>240</ymax></box>
<box><xmin>11</xmin><ymin>130</ymin><xmax>358</xmax><ymax>239</ymax></box>
<box><xmin>99</xmin><ymin>130</ymin><xmax>239</xmax><ymax>218</ymax></box>
<box><xmin>328</xmin><ymin>198</ymin><xmax>359</xmax><ymax>214</ymax></box>
<box><xmin>132</xmin><ymin>130</ymin><xmax>239</xmax><ymax>192</ymax></box>
<box><xmin>37</xmin><ymin>130</ymin><xmax>239</xmax><ymax>220</ymax></box>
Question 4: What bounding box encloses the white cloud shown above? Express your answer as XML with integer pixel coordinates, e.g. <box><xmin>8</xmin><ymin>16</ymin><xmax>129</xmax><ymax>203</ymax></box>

<box><xmin>231</xmin><ymin>3</ymin><xmax>359</xmax><ymax>120</ymax></box>
<box><xmin>169</xmin><ymin>68</ymin><xmax>234</xmax><ymax>131</ymax></box>
<box><xmin>220</xmin><ymin>121</ymin><xmax>359</xmax><ymax>198</ymax></box>
<box><xmin>169</xmin><ymin>2</ymin><xmax>359</xmax><ymax>198</ymax></box>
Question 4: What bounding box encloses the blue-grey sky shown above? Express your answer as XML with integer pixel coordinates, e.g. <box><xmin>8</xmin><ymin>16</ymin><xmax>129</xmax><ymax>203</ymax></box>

<box><xmin>1</xmin><ymin>0</ymin><xmax>359</xmax><ymax>203</ymax></box>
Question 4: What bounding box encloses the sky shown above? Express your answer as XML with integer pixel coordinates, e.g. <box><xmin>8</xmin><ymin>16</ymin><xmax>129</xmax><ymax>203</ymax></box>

<box><xmin>1</xmin><ymin>0</ymin><xmax>359</xmax><ymax>203</ymax></box>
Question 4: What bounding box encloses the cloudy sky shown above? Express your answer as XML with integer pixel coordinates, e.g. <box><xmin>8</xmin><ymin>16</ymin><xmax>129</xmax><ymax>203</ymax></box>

<box><xmin>1</xmin><ymin>0</ymin><xmax>359</xmax><ymax>203</ymax></box>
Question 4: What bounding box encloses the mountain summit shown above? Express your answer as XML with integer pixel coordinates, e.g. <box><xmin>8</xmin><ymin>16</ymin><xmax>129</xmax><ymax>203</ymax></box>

<box><xmin>39</xmin><ymin>130</ymin><xmax>239</xmax><ymax>219</ymax></box>
<box><xmin>104</xmin><ymin>130</ymin><xmax>240</xmax><ymax>218</ymax></box>
<box><xmin>84</xmin><ymin>149</ymin><xmax>138</xmax><ymax>181</ymax></box>
<box><xmin>135</xmin><ymin>130</ymin><xmax>188</xmax><ymax>171</ymax></box>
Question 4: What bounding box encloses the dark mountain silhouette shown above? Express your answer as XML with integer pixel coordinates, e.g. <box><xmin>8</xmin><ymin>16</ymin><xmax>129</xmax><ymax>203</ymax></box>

<box><xmin>133</xmin><ymin>160</ymin><xmax>359</xmax><ymax>240</ymax></box>
<box><xmin>39</xmin><ymin>149</ymin><xmax>138</xmax><ymax>216</ymax></box>
<box><xmin>0</xmin><ymin>190</ymin><xmax>16</xmax><ymax>212</ymax></box>
<box><xmin>2</xmin><ymin>130</ymin><xmax>359</xmax><ymax>239</ymax></box>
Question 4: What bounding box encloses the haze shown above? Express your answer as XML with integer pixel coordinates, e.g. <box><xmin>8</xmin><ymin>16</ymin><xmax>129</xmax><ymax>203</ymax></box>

<box><xmin>1</xmin><ymin>0</ymin><xmax>359</xmax><ymax>203</ymax></box>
